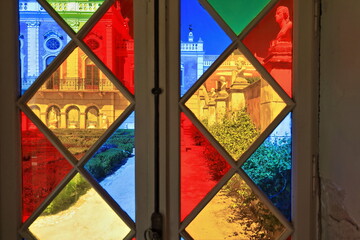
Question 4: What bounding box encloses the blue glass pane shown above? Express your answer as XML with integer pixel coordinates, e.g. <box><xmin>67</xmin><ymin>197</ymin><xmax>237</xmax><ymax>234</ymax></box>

<box><xmin>180</xmin><ymin>0</ymin><xmax>232</xmax><ymax>96</ymax></box>
<box><xmin>85</xmin><ymin>112</ymin><xmax>135</xmax><ymax>221</ymax></box>
<box><xmin>19</xmin><ymin>0</ymin><xmax>71</xmax><ymax>94</ymax></box>
<box><xmin>242</xmin><ymin>113</ymin><xmax>292</xmax><ymax>220</ymax></box>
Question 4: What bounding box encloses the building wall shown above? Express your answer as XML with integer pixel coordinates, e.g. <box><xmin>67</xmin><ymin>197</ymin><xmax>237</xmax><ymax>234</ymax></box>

<box><xmin>320</xmin><ymin>0</ymin><xmax>360</xmax><ymax>239</ymax></box>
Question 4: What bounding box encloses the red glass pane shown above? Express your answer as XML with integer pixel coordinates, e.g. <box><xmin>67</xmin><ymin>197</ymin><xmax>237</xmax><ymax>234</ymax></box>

<box><xmin>242</xmin><ymin>0</ymin><xmax>293</xmax><ymax>97</ymax></box>
<box><xmin>21</xmin><ymin>112</ymin><xmax>72</xmax><ymax>222</ymax></box>
<box><xmin>181</xmin><ymin>113</ymin><xmax>231</xmax><ymax>221</ymax></box>
<box><xmin>84</xmin><ymin>0</ymin><xmax>134</xmax><ymax>94</ymax></box>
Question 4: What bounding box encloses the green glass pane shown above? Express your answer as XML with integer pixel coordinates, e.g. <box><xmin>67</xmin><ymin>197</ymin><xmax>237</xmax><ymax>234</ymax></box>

<box><xmin>27</xmin><ymin>47</ymin><xmax>131</xmax><ymax>160</ymax></box>
<box><xmin>46</xmin><ymin>0</ymin><xmax>105</xmax><ymax>33</ymax></box>
<box><xmin>29</xmin><ymin>173</ymin><xmax>131</xmax><ymax>239</ymax></box>
<box><xmin>186</xmin><ymin>174</ymin><xmax>285</xmax><ymax>239</ymax></box>
<box><xmin>185</xmin><ymin>48</ymin><xmax>286</xmax><ymax>160</ymax></box>
<box><xmin>208</xmin><ymin>0</ymin><xmax>271</xmax><ymax>35</ymax></box>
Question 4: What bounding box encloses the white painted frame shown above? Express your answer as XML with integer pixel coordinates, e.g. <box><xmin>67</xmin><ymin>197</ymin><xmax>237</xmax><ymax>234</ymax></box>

<box><xmin>0</xmin><ymin>0</ymin><xmax>319</xmax><ymax>239</ymax></box>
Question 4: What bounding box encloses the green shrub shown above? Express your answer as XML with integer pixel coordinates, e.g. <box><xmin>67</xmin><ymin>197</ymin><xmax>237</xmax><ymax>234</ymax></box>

<box><xmin>43</xmin><ymin>174</ymin><xmax>91</xmax><ymax>215</ymax></box>
<box><xmin>205</xmin><ymin>109</ymin><xmax>259</xmax><ymax>160</ymax></box>
<box><xmin>85</xmin><ymin>129</ymin><xmax>135</xmax><ymax>181</ymax></box>
<box><xmin>224</xmin><ymin>175</ymin><xmax>284</xmax><ymax>240</ymax></box>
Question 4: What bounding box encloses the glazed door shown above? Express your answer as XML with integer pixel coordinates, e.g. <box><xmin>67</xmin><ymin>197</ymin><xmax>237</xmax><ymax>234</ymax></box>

<box><xmin>0</xmin><ymin>0</ymin><xmax>319</xmax><ymax>239</ymax></box>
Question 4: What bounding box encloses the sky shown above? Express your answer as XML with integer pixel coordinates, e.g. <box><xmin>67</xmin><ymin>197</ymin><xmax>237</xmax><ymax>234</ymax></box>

<box><xmin>180</xmin><ymin>0</ymin><xmax>232</xmax><ymax>55</ymax></box>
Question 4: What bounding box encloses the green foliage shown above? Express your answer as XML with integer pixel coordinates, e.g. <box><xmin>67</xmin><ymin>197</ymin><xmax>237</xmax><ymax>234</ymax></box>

<box><xmin>53</xmin><ymin>129</ymin><xmax>106</xmax><ymax>155</ymax></box>
<box><xmin>224</xmin><ymin>175</ymin><xmax>284</xmax><ymax>240</ymax></box>
<box><xmin>85</xmin><ymin>129</ymin><xmax>135</xmax><ymax>181</ymax></box>
<box><xmin>43</xmin><ymin>174</ymin><xmax>91</xmax><ymax>215</ymax></box>
<box><xmin>242</xmin><ymin>136</ymin><xmax>292</xmax><ymax>219</ymax></box>
<box><xmin>205</xmin><ymin>109</ymin><xmax>259</xmax><ymax>160</ymax></box>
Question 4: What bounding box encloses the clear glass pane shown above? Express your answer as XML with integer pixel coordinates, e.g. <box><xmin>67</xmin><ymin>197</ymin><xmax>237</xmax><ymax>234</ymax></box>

<box><xmin>46</xmin><ymin>0</ymin><xmax>105</xmax><ymax>33</ymax></box>
<box><xmin>29</xmin><ymin>173</ymin><xmax>131</xmax><ymax>239</ymax></box>
<box><xmin>85</xmin><ymin>112</ymin><xmax>135</xmax><ymax>221</ymax></box>
<box><xmin>180</xmin><ymin>113</ymin><xmax>230</xmax><ymax>221</ymax></box>
<box><xmin>186</xmin><ymin>173</ymin><xmax>285</xmax><ymax>240</ymax></box>
<box><xmin>19</xmin><ymin>0</ymin><xmax>71</xmax><ymax>94</ymax></box>
<box><xmin>242</xmin><ymin>113</ymin><xmax>292</xmax><ymax>220</ymax></box>
<box><xmin>180</xmin><ymin>0</ymin><xmax>231</xmax><ymax>96</ymax></box>
<box><xmin>21</xmin><ymin>112</ymin><xmax>73</xmax><ymax>222</ymax></box>
<box><xmin>185</xmin><ymin>48</ymin><xmax>286</xmax><ymax>160</ymax></box>
<box><xmin>84</xmin><ymin>0</ymin><xmax>134</xmax><ymax>94</ymax></box>
<box><xmin>243</xmin><ymin>0</ymin><xmax>293</xmax><ymax>97</ymax></box>
<box><xmin>27</xmin><ymin>47</ymin><xmax>131</xmax><ymax>160</ymax></box>
<box><xmin>207</xmin><ymin>0</ymin><xmax>271</xmax><ymax>35</ymax></box>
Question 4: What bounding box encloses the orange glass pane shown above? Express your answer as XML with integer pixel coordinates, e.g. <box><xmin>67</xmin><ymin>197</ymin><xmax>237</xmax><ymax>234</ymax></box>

<box><xmin>84</xmin><ymin>0</ymin><xmax>134</xmax><ymax>94</ymax></box>
<box><xmin>46</xmin><ymin>0</ymin><xmax>105</xmax><ymax>33</ymax></box>
<box><xmin>186</xmin><ymin>174</ymin><xmax>286</xmax><ymax>239</ymax></box>
<box><xmin>21</xmin><ymin>112</ymin><xmax>73</xmax><ymax>222</ymax></box>
<box><xmin>242</xmin><ymin>0</ymin><xmax>293</xmax><ymax>97</ymax></box>
<box><xmin>185</xmin><ymin>48</ymin><xmax>286</xmax><ymax>160</ymax></box>
<box><xmin>29</xmin><ymin>173</ymin><xmax>131</xmax><ymax>239</ymax></box>
<box><xmin>181</xmin><ymin>113</ymin><xmax>231</xmax><ymax>221</ymax></box>
<box><xmin>27</xmin><ymin>47</ymin><xmax>131</xmax><ymax>160</ymax></box>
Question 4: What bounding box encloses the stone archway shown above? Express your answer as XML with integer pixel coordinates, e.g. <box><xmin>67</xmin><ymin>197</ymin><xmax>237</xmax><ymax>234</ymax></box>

<box><xmin>46</xmin><ymin>105</ymin><xmax>61</xmax><ymax>129</ymax></box>
<box><xmin>66</xmin><ymin>106</ymin><xmax>80</xmax><ymax>129</ymax></box>
<box><xmin>85</xmin><ymin>106</ymin><xmax>99</xmax><ymax>129</ymax></box>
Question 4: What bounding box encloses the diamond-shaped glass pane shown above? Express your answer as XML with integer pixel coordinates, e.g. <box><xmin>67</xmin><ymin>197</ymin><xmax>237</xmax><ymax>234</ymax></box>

<box><xmin>19</xmin><ymin>0</ymin><xmax>71</xmax><ymax>94</ymax></box>
<box><xmin>185</xmin><ymin>48</ymin><xmax>286</xmax><ymax>160</ymax></box>
<box><xmin>243</xmin><ymin>113</ymin><xmax>292</xmax><ymax>220</ymax></box>
<box><xmin>27</xmin><ymin>47</ymin><xmax>130</xmax><ymax>160</ymax></box>
<box><xmin>180</xmin><ymin>0</ymin><xmax>232</xmax><ymax>96</ymax></box>
<box><xmin>243</xmin><ymin>0</ymin><xmax>293</xmax><ymax>97</ymax></box>
<box><xmin>46</xmin><ymin>0</ymin><xmax>105</xmax><ymax>33</ymax></box>
<box><xmin>186</xmin><ymin>173</ymin><xmax>286</xmax><ymax>239</ymax></box>
<box><xmin>21</xmin><ymin>112</ymin><xmax>73</xmax><ymax>222</ymax></box>
<box><xmin>84</xmin><ymin>0</ymin><xmax>134</xmax><ymax>94</ymax></box>
<box><xmin>207</xmin><ymin>0</ymin><xmax>271</xmax><ymax>35</ymax></box>
<box><xmin>181</xmin><ymin>113</ymin><xmax>231</xmax><ymax>221</ymax></box>
<box><xmin>29</xmin><ymin>173</ymin><xmax>131</xmax><ymax>239</ymax></box>
<box><xmin>85</xmin><ymin>112</ymin><xmax>135</xmax><ymax>221</ymax></box>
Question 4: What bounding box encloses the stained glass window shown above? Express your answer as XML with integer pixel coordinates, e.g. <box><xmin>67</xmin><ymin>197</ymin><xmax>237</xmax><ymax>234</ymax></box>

<box><xmin>18</xmin><ymin>0</ymin><xmax>136</xmax><ymax>239</ymax></box>
<box><xmin>180</xmin><ymin>0</ymin><xmax>294</xmax><ymax>239</ymax></box>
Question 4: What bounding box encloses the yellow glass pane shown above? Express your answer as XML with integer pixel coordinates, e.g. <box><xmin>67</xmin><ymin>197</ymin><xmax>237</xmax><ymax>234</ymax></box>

<box><xmin>185</xmin><ymin>48</ymin><xmax>286</xmax><ymax>160</ymax></box>
<box><xmin>186</xmin><ymin>174</ymin><xmax>285</xmax><ymax>240</ymax></box>
<box><xmin>29</xmin><ymin>174</ymin><xmax>131</xmax><ymax>239</ymax></box>
<box><xmin>27</xmin><ymin>47</ymin><xmax>130</xmax><ymax>160</ymax></box>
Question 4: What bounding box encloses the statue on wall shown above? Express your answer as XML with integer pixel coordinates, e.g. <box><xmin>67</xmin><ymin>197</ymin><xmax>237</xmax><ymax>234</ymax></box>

<box><xmin>274</xmin><ymin>6</ymin><xmax>292</xmax><ymax>43</ymax></box>
<box><xmin>217</xmin><ymin>76</ymin><xmax>229</xmax><ymax>98</ymax></box>
<box><xmin>232</xmin><ymin>56</ymin><xmax>248</xmax><ymax>85</ymax></box>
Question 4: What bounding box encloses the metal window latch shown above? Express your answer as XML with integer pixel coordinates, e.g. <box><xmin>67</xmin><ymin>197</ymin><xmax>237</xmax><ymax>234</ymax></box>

<box><xmin>144</xmin><ymin>212</ymin><xmax>163</xmax><ymax>240</ymax></box>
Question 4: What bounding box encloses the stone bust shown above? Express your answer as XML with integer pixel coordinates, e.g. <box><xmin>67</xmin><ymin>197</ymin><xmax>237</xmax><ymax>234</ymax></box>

<box><xmin>275</xmin><ymin>6</ymin><xmax>292</xmax><ymax>42</ymax></box>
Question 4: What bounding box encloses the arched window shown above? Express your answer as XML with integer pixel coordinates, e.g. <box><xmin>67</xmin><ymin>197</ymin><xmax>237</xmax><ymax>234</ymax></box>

<box><xmin>66</xmin><ymin>106</ymin><xmax>80</xmax><ymax>129</ymax></box>
<box><xmin>46</xmin><ymin>56</ymin><xmax>60</xmax><ymax>89</ymax></box>
<box><xmin>86</xmin><ymin>106</ymin><xmax>99</xmax><ymax>129</ymax></box>
<box><xmin>85</xmin><ymin>58</ymin><xmax>99</xmax><ymax>90</ymax></box>
<box><xmin>46</xmin><ymin>106</ymin><xmax>60</xmax><ymax>129</ymax></box>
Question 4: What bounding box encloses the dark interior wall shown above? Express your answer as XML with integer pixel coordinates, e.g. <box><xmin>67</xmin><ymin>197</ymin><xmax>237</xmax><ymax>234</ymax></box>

<box><xmin>320</xmin><ymin>0</ymin><xmax>360</xmax><ymax>238</ymax></box>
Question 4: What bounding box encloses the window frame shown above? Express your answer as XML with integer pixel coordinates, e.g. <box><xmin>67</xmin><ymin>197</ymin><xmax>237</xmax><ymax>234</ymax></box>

<box><xmin>0</xmin><ymin>0</ymin><xmax>319</xmax><ymax>239</ymax></box>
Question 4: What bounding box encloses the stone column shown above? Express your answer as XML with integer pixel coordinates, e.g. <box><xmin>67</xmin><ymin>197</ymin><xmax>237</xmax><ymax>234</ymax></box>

<box><xmin>229</xmin><ymin>79</ymin><xmax>248</xmax><ymax>112</ymax></box>
<box><xmin>215</xmin><ymin>96</ymin><xmax>228</xmax><ymax>123</ymax></box>
<box><xmin>208</xmin><ymin>101</ymin><xmax>216</xmax><ymax>126</ymax></box>
<box><xmin>106</xmin><ymin>23</ymin><xmax>113</xmax><ymax>69</ymax></box>
<box><xmin>79</xmin><ymin>112</ymin><xmax>86</xmax><ymax>129</ymax></box>
<box><xmin>60</xmin><ymin>112</ymin><xmax>66</xmax><ymax>128</ymax></box>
